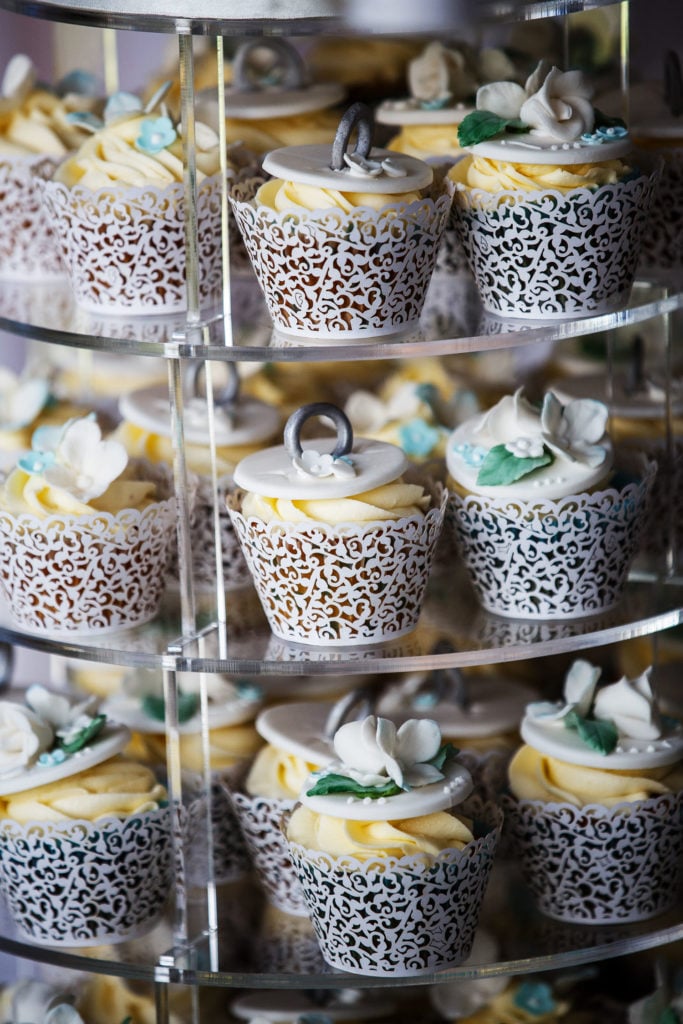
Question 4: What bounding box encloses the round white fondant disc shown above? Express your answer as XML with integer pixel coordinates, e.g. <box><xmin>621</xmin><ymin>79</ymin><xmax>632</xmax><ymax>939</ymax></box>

<box><xmin>549</xmin><ymin>373</ymin><xmax>683</xmax><ymax>419</ymax></box>
<box><xmin>233</xmin><ymin>436</ymin><xmax>408</xmax><ymax>499</ymax></box>
<box><xmin>376</xmin><ymin>102</ymin><xmax>474</xmax><ymax>126</ymax></box>
<box><xmin>469</xmin><ymin>134</ymin><xmax>631</xmax><ymax>165</ymax></box>
<box><xmin>223</xmin><ymin>82</ymin><xmax>345</xmax><ymax>120</ymax></box>
<box><xmin>101</xmin><ymin>695</ymin><xmax>260</xmax><ymax>734</ymax></box>
<box><xmin>299</xmin><ymin>762</ymin><xmax>473</xmax><ymax>820</ymax></box>
<box><xmin>0</xmin><ymin>723</ymin><xmax>131</xmax><ymax>796</ymax></box>
<box><xmin>119</xmin><ymin>385</ymin><xmax>280</xmax><ymax>447</ymax></box>
<box><xmin>232</xmin><ymin>991</ymin><xmax>394</xmax><ymax>1022</ymax></box>
<box><xmin>378</xmin><ymin>677</ymin><xmax>536</xmax><ymax>738</ymax></box>
<box><xmin>255</xmin><ymin>701</ymin><xmax>337</xmax><ymax>765</ymax></box>
<box><xmin>262</xmin><ymin>143</ymin><xmax>433</xmax><ymax>192</ymax></box>
<box><xmin>521</xmin><ymin>715</ymin><xmax>683</xmax><ymax>769</ymax></box>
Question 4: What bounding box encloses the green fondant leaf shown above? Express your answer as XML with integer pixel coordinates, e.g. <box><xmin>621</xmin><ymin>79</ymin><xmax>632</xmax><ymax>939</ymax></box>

<box><xmin>476</xmin><ymin>443</ymin><xmax>552</xmax><ymax>487</ymax></box>
<box><xmin>659</xmin><ymin>1009</ymin><xmax>682</xmax><ymax>1024</ymax></box>
<box><xmin>457</xmin><ymin>110</ymin><xmax>528</xmax><ymax>147</ymax></box>
<box><xmin>306</xmin><ymin>773</ymin><xmax>402</xmax><ymax>800</ymax></box>
<box><xmin>429</xmin><ymin>741</ymin><xmax>459</xmax><ymax>771</ymax></box>
<box><xmin>59</xmin><ymin>713</ymin><xmax>106</xmax><ymax>754</ymax></box>
<box><xmin>564</xmin><ymin>710</ymin><xmax>618</xmax><ymax>755</ymax></box>
<box><xmin>593</xmin><ymin>107</ymin><xmax>627</xmax><ymax>131</ymax></box>
<box><xmin>142</xmin><ymin>692</ymin><xmax>199</xmax><ymax>724</ymax></box>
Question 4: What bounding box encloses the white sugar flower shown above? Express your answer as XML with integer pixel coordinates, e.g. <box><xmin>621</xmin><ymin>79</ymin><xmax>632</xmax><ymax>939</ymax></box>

<box><xmin>505</xmin><ymin>436</ymin><xmax>545</xmax><ymax>459</ymax></box>
<box><xmin>333</xmin><ymin>715</ymin><xmax>443</xmax><ymax>790</ymax></box>
<box><xmin>540</xmin><ymin>392</ymin><xmax>608</xmax><ymax>467</ymax></box>
<box><xmin>593</xmin><ymin>668</ymin><xmax>663</xmax><ymax>740</ymax></box>
<box><xmin>475</xmin><ymin>388</ymin><xmax>543</xmax><ymax>446</ymax></box>
<box><xmin>345</xmin><ymin>384</ymin><xmax>423</xmax><ymax>434</ymax></box>
<box><xmin>0</xmin><ymin>367</ymin><xmax>49</xmax><ymax>431</ymax></box>
<box><xmin>26</xmin><ymin>684</ymin><xmax>97</xmax><ymax>735</ymax></box>
<box><xmin>42</xmin><ymin>415</ymin><xmax>128</xmax><ymax>502</ymax></box>
<box><xmin>520</xmin><ymin>65</ymin><xmax>594</xmax><ymax>142</ymax></box>
<box><xmin>6</xmin><ymin>981</ymin><xmax>86</xmax><ymax>1024</ymax></box>
<box><xmin>527</xmin><ymin>659</ymin><xmax>601</xmax><ymax>725</ymax></box>
<box><xmin>292</xmin><ymin>448</ymin><xmax>355</xmax><ymax>480</ymax></box>
<box><xmin>0</xmin><ymin>702</ymin><xmax>54</xmax><ymax>778</ymax></box>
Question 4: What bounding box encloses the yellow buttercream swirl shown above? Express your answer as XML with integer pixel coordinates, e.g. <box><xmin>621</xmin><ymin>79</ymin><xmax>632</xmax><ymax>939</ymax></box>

<box><xmin>136</xmin><ymin>723</ymin><xmax>262</xmax><ymax>773</ymax></box>
<box><xmin>287</xmin><ymin>804</ymin><xmax>473</xmax><ymax>860</ymax></box>
<box><xmin>256</xmin><ymin>176</ymin><xmax>422</xmax><ymax>213</ymax></box>
<box><xmin>226</xmin><ymin>109</ymin><xmax>341</xmax><ymax>154</ymax></box>
<box><xmin>0</xmin><ymin>757</ymin><xmax>167</xmax><ymax>824</ymax></box>
<box><xmin>0</xmin><ymin>464</ymin><xmax>158</xmax><ymax>518</ymax></box>
<box><xmin>78</xmin><ymin>976</ymin><xmax>187</xmax><ymax>1024</ymax></box>
<box><xmin>458</xmin><ymin>982</ymin><xmax>570</xmax><ymax>1023</ymax></box>
<box><xmin>241</xmin><ymin>479</ymin><xmax>430</xmax><ymax>524</ymax></box>
<box><xmin>54</xmin><ymin>113</ymin><xmax>219</xmax><ymax>189</ymax></box>
<box><xmin>388</xmin><ymin>123</ymin><xmax>464</xmax><ymax>160</ymax></box>
<box><xmin>450</xmin><ymin>154</ymin><xmax>631</xmax><ymax>194</ymax></box>
<box><xmin>508</xmin><ymin>744</ymin><xmax>683</xmax><ymax>808</ymax></box>
<box><xmin>0</xmin><ymin>89</ymin><xmax>94</xmax><ymax>157</ymax></box>
<box><xmin>245</xmin><ymin>744</ymin><xmax>319</xmax><ymax>799</ymax></box>
<box><xmin>114</xmin><ymin>421</ymin><xmax>268</xmax><ymax>479</ymax></box>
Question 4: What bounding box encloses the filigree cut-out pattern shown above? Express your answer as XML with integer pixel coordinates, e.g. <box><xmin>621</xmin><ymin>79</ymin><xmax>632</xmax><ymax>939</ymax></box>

<box><xmin>184</xmin><ymin>777</ymin><xmax>251</xmax><ymax>885</ymax></box>
<box><xmin>229</xmin><ymin>489</ymin><xmax>446</xmax><ymax>645</ymax></box>
<box><xmin>639</xmin><ymin>150</ymin><xmax>683</xmax><ymax>271</ymax></box>
<box><xmin>230</xmin><ymin>178</ymin><xmax>452</xmax><ymax>338</ymax></box>
<box><xmin>167</xmin><ymin>475</ymin><xmax>250</xmax><ymax>591</ymax></box>
<box><xmin>503</xmin><ymin>791</ymin><xmax>683</xmax><ymax>923</ymax></box>
<box><xmin>41</xmin><ymin>175</ymin><xmax>223</xmax><ymax>314</ymax></box>
<box><xmin>287</xmin><ymin>804</ymin><xmax>501</xmax><ymax>976</ymax></box>
<box><xmin>451</xmin><ymin>170</ymin><xmax>659</xmax><ymax>318</ymax></box>
<box><xmin>448</xmin><ymin>462</ymin><xmax>654</xmax><ymax>619</ymax></box>
<box><xmin>231</xmin><ymin>791</ymin><xmax>307</xmax><ymax>915</ymax></box>
<box><xmin>0</xmin><ymin>461</ymin><xmax>175</xmax><ymax>634</ymax></box>
<box><xmin>0</xmin><ymin>157</ymin><xmax>65</xmax><ymax>279</ymax></box>
<box><xmin>0</xmin><ymin>810</ymin><xmax>172</xmax><ymax>943</ymax></box>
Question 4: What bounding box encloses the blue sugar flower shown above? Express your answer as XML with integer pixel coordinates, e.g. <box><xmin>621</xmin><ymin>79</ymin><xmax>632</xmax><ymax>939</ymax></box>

<box><xmin>237</xmin><ymin>681</ymin><xmax>263</xmax><ymax>702</ymax></box>
<box><xmin>513</xmin><ymin>982</ymin><xmax>556</xmax><ymax>1016</ymax></box>
<box><xmin>18</xmin><ymin>450</ymin><xmax>55</xmax><ymax>475</ymax></box>
<box><xmin>38</xmin><ymin>748</ymin><xmax>67</xmax><ymax>768</ymax></box>
<box><xmin>398</xmin><ymin>418</ymin><xmax>440</xmax><ymax>458</ymax></box>
<box><xmin>136</xmin><ymin>116</ymin><xmax>177</xmax><ymax>154</ymax></box>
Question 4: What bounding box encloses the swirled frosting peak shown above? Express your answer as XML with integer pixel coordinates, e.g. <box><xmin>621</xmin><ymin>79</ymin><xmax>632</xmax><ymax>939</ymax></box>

<box><xmin>447</xmin><ymin>388</ymin><xmax>613</xmax><ymax>499</ymax></box>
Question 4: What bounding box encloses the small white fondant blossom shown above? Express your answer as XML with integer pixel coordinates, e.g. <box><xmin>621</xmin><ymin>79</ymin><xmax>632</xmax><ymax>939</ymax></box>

<box><xmin>292</xmin><ymin>448</ymin><xmax>355</xmax><ymax>481</ymax></box>
<box><xmin>0</xmin><ymin>702</ymin><xmax>54</xmax><ymax>778</ymax></box>
<box><xmin>476</xmin><ymin>61</ymin><xmax>594</xmax><ymax>143</ymax></box>
<box><xmin>540</xmin><ymin>392</ymin><xmax>608</xmax><ymax>467</ymax></box>
<box><xmin>333</xmin><ymin>714</ymin><xmax>443</xmax><ymax>790</ymax></box>
<box><xmin>527</xmin><ymin>659</ymin><xmax>602</xmax><ymax>725</ymax></box>
<box><xmin>0</xmin><ymin>368</ymin><xmax>49</xmax><ymax>431</ymax></box>
<box><xmin>345</xmin><ymin>384</ymin><xmax>423</xmax><ymax>434</ymax></box>
<box><xmin>505</xmin><ymin>436</ymin><xmax>545</xmax><ymax>459</ymax></box>
<box><xmin>41</xmin><ymin>415</ymin><xmax>128</xmax><ymax>502</ymax></box>
<box><xmin>5</xmin><ymin>981</ymin><xmax>85</xmax><ymax>1024</ymax></box>
<box><xmin>592</xmin><ymin>669</ymin><xmax>663</xmax><ymax>741</ymax></box>
<box><xmin>25</xmin><ymin>684</ymin><xmax>98</xmax><ymax>743</ymax></box>
<box><xmin>1</xmin><ymin>53</ymin><xmax>35</xmax><ymax>103</ymax></box>
<box><xmin>343</xmin><ymin>152</ymin><xmax>407</xmax><ymax>180</ymax></box>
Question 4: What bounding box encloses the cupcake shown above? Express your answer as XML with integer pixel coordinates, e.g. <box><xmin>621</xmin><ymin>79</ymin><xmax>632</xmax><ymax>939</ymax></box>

<box><xmin>76</xmin><ymin>975</ymin><xmax>190</xmax><ymax>1024</ymax></box>
<box><xmin>197</xmin><ymin>38</ymin><xmax>345</xmax><ymax>159</ymax></box>
<box><xmin>449</xmin><ymin>61</ymin><xmax>659</xmax><ymax>318</ymax></box>
<box><xmin>231</xmin><ymin>989</ymin><xmax>396</xmax><ymax>1024</ymax></box>
<box><xmin>0</xmin><ymin>54</ymin><xmax>98</xmax><ymax>279</ymax></box>
<box><xmin>0</xmin><ymin>981</ymin><xmax>85</xmax><ymax>1023</ymax></box>
<box><xmin>231</xmin><ymin>700</ymin><xmax>336</xmax><ymax>915</ymax></box>
<box><xmin>504</xmin><ymin>659</ymin><xmax>683</xmax><ymax>923</ymax></box>
<box><xmin>101</xmin><ymin>668</ymin><xmax>263</xmax><ymax>885</ymax></box>
<box><xmin>446</xmin><ymin>387</ymin><xmax>655</xmax><ymax>618</ymax></box>
<box><xmin>42</xmin><ymin>82</ymin><xmax>223</xmax><ymax>314</ymax></box>
<box><xmin>433</xmin><ymin>975</ymin><xmax>572</xmax><ymax>1023</ymax></box>
<box><xmin>229</xmin><ymin>102</ymin><xmax>451</xmax><ymax>339</ymax></box>
<box><xmin>229</xmin><ymin>401</ymin><xmax>446</xmax><ymax>645</ymax></box>
<box><xmin>0</xmin><ymin>685</ymin><xmax>171</xmax><ymax>944</ymax></box>
<box><xmin>116</xmin><ymin>365</ymin><xmax>280</xmax><ymax>590</ymax></box>
<box><xmin>285</xmin><ymin>713</ymin><xmax>500</xmax><ymax>976</ymax></box>
<box><xmin>0</xmin><ymin>414</ymin><xmax>176</xmax><ymax>634</ymax></box>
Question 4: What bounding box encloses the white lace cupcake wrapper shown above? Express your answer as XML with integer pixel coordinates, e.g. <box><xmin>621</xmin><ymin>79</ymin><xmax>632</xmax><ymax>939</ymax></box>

<box><xmin>286</xmin><ymin>800</ymin><xmax>501</xmax><ymax>977</ymax></box>
<box><xmin>231</xmin><ymin>790</ymin><xmax>308</xmax><ymax>915</ymax></box>
<box><xmin>229</xmin><ymin>177</ymin><xmax>453</xmax><ymax>339</ymax></box>
<box><xmin>40</xmin><ymin>175</ymin><xmax>224</xmax><ymax>315</ymax></box>
<box><xmin>638</xmin><ymin>148</ymin><xmax>683</xmax><ymax>271</ymax></box>
<box><xmin>182</xmin><ymin>774</ymin><xmax>252</xmax><ymax>885</ymax></box>
<box><xmin>450</xmin><ymin>168</ymin><xmax>660</xmax><ymax>319</ymax></box>
<box><xmin>0</xmin><ymin>809</ymin><xmax>172</xmax><ymax>945</ymax></box>
<box><xmin>447</xmin><ymin>458</ymin><xmax>656</xmax><ymax>620</ymax></box>
<box><xmin>502</xmin><ymin>790</ymin><xmax>683</xmax><ymax>924</ymax></box>
<box><xmin>228</xmin><ymin>487</ymin><xmax>446</xmax><ymax>645</ymax></box>
<box><xmin>0</xmin><ymin>156</ymin><xmax>65</xmax><ymax>279</ymax></box>
<box><xmin>0</xmin><ymin>462</ymin><xmax>176</xmax><ymax>635</ymax></box>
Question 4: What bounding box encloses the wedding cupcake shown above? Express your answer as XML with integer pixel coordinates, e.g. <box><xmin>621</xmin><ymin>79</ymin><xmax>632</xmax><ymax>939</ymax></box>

<box><xmin>504</xmin><ymin>659</ymin><xmax>683</xmax><ymax>923</ymax></box>
<box><xmin>285</xmin><ymin>713</ymin><xmax>500</xmax><ymax>976</ymax></box>
<box><xmin>446</xmin><ymin>388</ymin><xmax>654</xmax><ymax>618</ymax></box>
<box><xmin>116</xmin><ymin>364</ymin><xmax>280</xmax><ymax>590</ymax></box>
<box><xmin>231</xmin><ymin>700</ymin><xmax>336</xmax><ymax>915</ymax></box>
<box><xmin>449</xmin><ymin>61</ymin><xmax>659</xmax><ymax>318</ymax></box>
<box><xmin>42</xmin><ymin>82</ymin><xmax>223</xmax><ymax>314</ymax></box>
<box><xmin>229</xmin><ymin>402</ymin><xmax>446</xmax><ymax>645</ymax></box>
<box><xmin>0</xmin><ymin>686</ymin><xmax>171</xmax><ymax>944</ymax></box>
<box><xmin>0</xmin><ymin>414</ymin><xmax>176</xmax><ymax>634</ymax></box>
<box><xmin>0</xmin><ymin>54</ymin><xmax>98</xmax><ymax>279</ymax></box>
<box><xmin>229</xmin><ymin>102</ymin><xmax>451</xmax><ymax>339</ymax></box>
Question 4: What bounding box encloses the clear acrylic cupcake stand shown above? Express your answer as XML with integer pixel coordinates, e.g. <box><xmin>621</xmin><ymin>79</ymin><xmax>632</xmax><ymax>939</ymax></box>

<box><xmin>0</xmin><ymin>0</ymin><xmax>681</xmax><ymax>1021</ymax></box>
